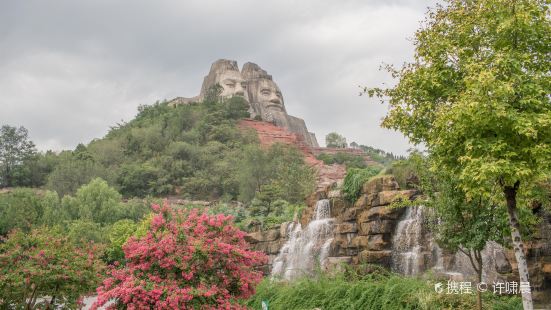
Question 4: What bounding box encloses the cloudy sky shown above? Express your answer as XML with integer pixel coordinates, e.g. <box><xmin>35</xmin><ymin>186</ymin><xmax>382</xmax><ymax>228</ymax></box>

<box><xmin>1</xmin><ymin>0</ymin><xmax>436</xmax><ymax>155</ymax></box>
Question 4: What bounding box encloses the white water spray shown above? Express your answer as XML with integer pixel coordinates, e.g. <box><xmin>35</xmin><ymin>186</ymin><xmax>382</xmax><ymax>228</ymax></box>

<box><xmin>271</xmin><ymin>199</ymin><xmax>335</xmax><ymax>280</ymax></box>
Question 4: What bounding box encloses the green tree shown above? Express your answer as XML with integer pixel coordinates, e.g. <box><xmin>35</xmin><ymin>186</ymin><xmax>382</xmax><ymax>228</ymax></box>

<box><xmin>325</xmin><ymin>132</ymin><xmax>347</xmax><ymax>148</ymax></box>
<box><xmin>0</xmin><ymin>125</ymin><xmax>37</xmax><ymax>188</ymax></box>
<box><xmin>367</xmin><ymin>1</ymin><xmax>551</xmax><ymax>307</ymax></box>
<box><xmin>14</xmin><ymin>151</ymin><xmax>59</xmax><ymax>188</ymax></box>
<box><xmin>237</xmin><ymin>144</ymin><xmax>314</xmax><ymax>204</ymax></box>
<box><xmin>72</xmin><ymin>178</ymin><xmax>123</xmax><ymax>225</ymax></box>
<box><xmin>66</xmin><ymin>219</ymin><xmax>105</xmax><ymax>245</ymax></box>
<box><xmin>250</xmin><ymin>183</ymin><xmax>285</xmax><ymax>217</ymax></box>
<box><xmin>46</xmin><ymin>151</ymin><xmax>113</xmax><ymax>197</ymax></box>
<box><xmin>410</xmin><ymin>153</ymin><xmax>513</xmax><ymax>310</ymax></box>
<box><xmin>0</xmin><ymin>188</ymin><xmax>43</xmax><ymax>235</ymax></box>
<box><xmin>0</xmin><ymin>228</ymin><xmax>105</xmax><ymax>309</ymax></box>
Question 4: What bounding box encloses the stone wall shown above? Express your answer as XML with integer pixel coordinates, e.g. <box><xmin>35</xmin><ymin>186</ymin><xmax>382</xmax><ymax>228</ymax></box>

<box><xmin>245</xmin><ymin>175</ymin><xmax>551</xmax><ymax>304</ymax></box>
<box><xmin>245</xmin><ymin>222</ymin><xmax>293</xmax><ymax>275</ymax></box>
<box><xmin>326</xmin><ymin>176</ymin><xmax>416</xmax><ymax>268</ymax></box>
<box><xmin>247</xmin><ymin>175</ymin><xmax>417</xmax><ymax>272</ymax></box>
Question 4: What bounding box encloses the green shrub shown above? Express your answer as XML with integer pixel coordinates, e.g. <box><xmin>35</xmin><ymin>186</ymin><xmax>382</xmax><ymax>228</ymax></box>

<box><xmin>343</xmin><ymin>166</ymin><xmax>382</xmax><ymax>202</ymax></box>
<box><xmin>316</xmin><ymin>152</ymin><xmax>367</xmax><ymax>168</ymax></box>
<box><xmin>244</xmin><ymin>271</ymin><xmax>522</xmax><ymax>310</ymax></box>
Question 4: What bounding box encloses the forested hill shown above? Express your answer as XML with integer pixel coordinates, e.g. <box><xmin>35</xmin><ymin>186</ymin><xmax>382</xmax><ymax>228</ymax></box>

<box><xmin>8</xmin><ymin>95</ymin><xmax>315</xmax><ymax>205</ymax></box>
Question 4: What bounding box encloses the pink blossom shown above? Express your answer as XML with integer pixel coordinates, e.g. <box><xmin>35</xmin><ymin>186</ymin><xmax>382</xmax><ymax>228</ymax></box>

<box><xmin>93</xmin><ymin>202</ymin><xmax>267</xmax><ymax>309</ymax></box>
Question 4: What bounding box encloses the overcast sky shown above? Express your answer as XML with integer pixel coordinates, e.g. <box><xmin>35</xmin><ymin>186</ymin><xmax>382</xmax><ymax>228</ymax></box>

<box><xmin>1</xmin><ymin>0</ymin><xmax>436</xmax><ymax>155</ymax></box>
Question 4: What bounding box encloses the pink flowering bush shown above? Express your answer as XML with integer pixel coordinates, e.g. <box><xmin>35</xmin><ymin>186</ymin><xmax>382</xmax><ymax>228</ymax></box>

<box><xmin>93</xmin><ymin>203</ymin><xmax>268</xmax><ymax>309</ymax></box>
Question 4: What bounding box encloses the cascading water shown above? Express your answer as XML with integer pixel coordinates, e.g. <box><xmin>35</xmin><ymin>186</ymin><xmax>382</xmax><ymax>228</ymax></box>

<box><xmin>391</xmin><ymin>206</ymin><xmax>510</xmax><ymax>282</ymax></box>
<box><xmin>391</xmin><ymin>206</ymin><xmax>435</xmax><ymax>275</ymax></box>
<box><xmin>271</xmin><ymin>199</ymin><xmax>334</xmax><ymax>280</ymax></box>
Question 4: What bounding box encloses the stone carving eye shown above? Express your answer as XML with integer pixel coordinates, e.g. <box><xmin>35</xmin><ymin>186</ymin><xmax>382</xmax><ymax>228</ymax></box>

<box><xmin>261</xmin><ymin>89</ymin><xmax>271</xmax><ymax>96</ymax></box>
<box><xmin>241</xmin><ymin>83</ymin><xmax>247</xmax><ymax>89</ymax></box>
<box><xmin>226</xmin><ymin>83</ymin><xmax>235</xmax><ymax>88</ymax></box>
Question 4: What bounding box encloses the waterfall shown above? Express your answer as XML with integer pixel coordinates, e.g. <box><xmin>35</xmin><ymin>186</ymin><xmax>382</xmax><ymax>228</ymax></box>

<box><xmin>391</xmin><ymin>206</ymin><xmax>509</xmax><ymax>282</ymax></box>
<box><xmin>391</xmin><ymin>206</ymin><xmax>432</xmax><ymax>275</ymax></box>
<box><xmin>271</xmin><ymin>199</ymin><xmax>335</xmax><ymax>280</ymax></box>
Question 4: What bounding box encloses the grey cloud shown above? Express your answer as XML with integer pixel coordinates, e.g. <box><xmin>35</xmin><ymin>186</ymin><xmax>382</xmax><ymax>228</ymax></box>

<box><xmin>0</xmin><ymin>0</ymin><xmax>436</xmax><ymax>155</ymax></box>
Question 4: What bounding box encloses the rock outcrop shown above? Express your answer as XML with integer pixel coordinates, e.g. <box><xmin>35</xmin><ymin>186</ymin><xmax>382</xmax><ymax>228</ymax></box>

<box><xmin>248</xmin><ymin>175</ymin><xmax>417</xmax><ymax>271</ymax></box>
<box><xmin>169</xmin><ymin>59</ymin><xmax>319</xmax><ymax>147</ymax></box>
<box><xmin>246</xmin><ymin>174</ymin><xmax>551</xmax><ymax>305</ymax></box>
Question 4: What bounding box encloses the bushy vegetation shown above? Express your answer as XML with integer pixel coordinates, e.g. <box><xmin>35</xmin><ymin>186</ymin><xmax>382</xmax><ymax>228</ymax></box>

<box><xmin>325</xmin><ymin>132</ymin><xmax>348</xmax><ymax>148</ymax></box>
<box><xmin>0</xmin><ymin>228</ymin><xmax>105</xmax><ymax>309</ymax></box>
<box><xmin>0</xmin><ymin>180</ymin><xmax>151</xmax><ymax>264</ymax></box>
<box><xmin>93</xmin><ymin>203</ymin><xmax>267</xmax><ymax>309</ymax></box>
<box><xmin>342</xmin><ymin>166</ymin><xmax>382</xmax><ymax>202</ymax></box>
<box><xmin>357</xmin><ymin>144</ymin><xmax>405</xmax><ymax>166</ymax></box>
<box><xmin>316</xmin><ymin>152</ymin><xmax>368</xmax><ymax>168</ymax></box>
<box><xmin>3</xmin><ymin>93</ymin><xmax>315</xmax><ymax>208</ymax></box>
<box><xmin>245</xmin><ymin>270</ymin><xmax>522</xmax><ymax>310</ymax></box>
<box><xmin>383</xmin><ymin>156</ymin><xmax>420</xmax><ymax>189</ymax></box>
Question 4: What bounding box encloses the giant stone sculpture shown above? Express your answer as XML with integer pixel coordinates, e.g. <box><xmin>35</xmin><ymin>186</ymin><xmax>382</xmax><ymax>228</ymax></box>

<box><xmin>168</xmin><ymin>59</ymin><xmax>319</xmax><ymax>147</ymax></box>
<box><xmin>168</xmin><ymin>59</ymin><xmax>248</xmax><ymax>105</ymax></box>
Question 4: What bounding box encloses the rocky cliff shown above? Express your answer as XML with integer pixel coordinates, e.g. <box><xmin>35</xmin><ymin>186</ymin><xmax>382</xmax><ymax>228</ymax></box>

<box><xmin>247</xmin><ymin>175</ymin><xmax>551</xmax><ymax>304</ymax></box>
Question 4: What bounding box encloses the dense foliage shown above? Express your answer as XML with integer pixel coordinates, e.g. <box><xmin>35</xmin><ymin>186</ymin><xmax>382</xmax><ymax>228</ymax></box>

<box><xmin>342</xmin><ymin>166</ymin><xmax>382</xmax><ymax>201</ymax></box>
<box><xmin>397</xmin><ymin>152</ymin><xmax>529</xmax><ymax>309</ymax></box>
<box><xmin>0</xmin><ymin>181</ymin><xmax>151</xmax><ymax>264</ymax></box>
<box><xmin>237</xmin><ymin>144</ymin><xmax>315</xmax><ymax>204</ymax></box>
<box><xmin>245</xmin><ymin>270</ymin><xmax>522</xmax><ymax>310</ymax></box>
<box><xmin>8</xmin><ymin>94</ymin><xmax>315</xmax><ymax>207</ymax></box>
<box><xmin>93</xmin><ymin>203</ymin><xmax>267</xmax><ymax>309</ymax></box>
<box><xmin>366</xmin><ymin>0</ymin><xmax>551</xmax><ymax>307</ymax></box>
<box><xmin>325</xmin><ymin>132</ymin><xmax>348</xmax><ymax>148</ymax></box>
<box><xmin>357</xmin><ymin>144</ymin><xmax>404</xmax><ymax>165</ymax></box>
<box><xmin>316</xmin><ymin>152</ymin><xmax>368</xmax><ymax>168</ymax></box>
<box><xmin>0</xmin><ymin>228</ymin><xmax>105</xmax><ymax>309</ymax></box>
<box><xmin>0</xmin><ymin>125</ymin><xmax>37</xmax><ymax>188</ymax></box>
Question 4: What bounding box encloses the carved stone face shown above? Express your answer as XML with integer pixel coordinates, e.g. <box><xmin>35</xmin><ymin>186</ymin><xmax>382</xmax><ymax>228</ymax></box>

<box><xmin>215</xmin><ymin>70</ymin><xmax>248</xmax><ymax>99</ymax></box>
<box><xmin>200</xmin><ymin>59</ymin><xmax>249</xmax><ymax>101</ymax></box>
<box><xmin>250</xmin><ymin>79</ymin><xmax>286</xmax><ymax>114</ymax></box>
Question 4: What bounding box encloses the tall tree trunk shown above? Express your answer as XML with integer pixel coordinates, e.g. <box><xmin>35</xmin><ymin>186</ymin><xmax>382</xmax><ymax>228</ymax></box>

<box><xmin>504</xmin><ymin>182</ymin><xmax>533</xmax><ymax>310</ymax></box>
<box><xmin>475</xmin><ymin>250</ymin><xmax>483</xmax><ymax>310</ymax></box>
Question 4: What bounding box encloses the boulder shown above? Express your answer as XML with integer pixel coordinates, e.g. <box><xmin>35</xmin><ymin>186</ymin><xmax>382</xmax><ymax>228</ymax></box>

<box><xmin>494</xmin><ymin>250</ymin><xmax>513</xmax><ymax>274</ymax></box>
<box><xmin>359</xmin><ymin>220</ymin><xmax>395</xmax><ymax>235</ymax></box>
<box><xmin>365</xmin><ymin>234</ymin><xmax>391</xmax><ymax>251</ymax></box>
<box><xmin>340</xmin><ymin>207</ymin><xmax>360</xmax><ymax>221</ymax></box>
<box><xmin>354</xmin><ymin>195</ymin><xmax>369</xmax><ymax>208</ymax></box>
<box><xmin>352</xmin><ymin>234</ymin><xmax>391</xmax><ymax>251</ymax></box>
<box><xmin>306</xmin><ymin>190</ymin><xmax>328</xmax><ymax>209</ymax></box>
<box><xmin>351</xmin><ymin>236</ymin><xmax>370</xmax><ymax>249</ymax></box>
<box><xmin>245</xmin><ymin>228</ymin><xmax>280</xmax><ymax>243</ymax></box>
<box><xmin>336</xmin><ymin>222</ymin><xmax>358</xmax><ymax>234</ymax></box>
<box><xmin>376</xmin><ymin>190</ymin><xmax>417</xmax><ymax>206</ymax></box>
<box><xmin>362</xmin><ymin>176</ymin><xmax>400</xmax><ymax>195</ymax></box>
<box><xmin>254</xmin><ymin>240</ymin><xmax>285</xmax><ymax>255</ymax></box>
<box><xmin>334</xmin><ymin>233</ymin><xmax>357</xmax><ymax>249</ymax></box>
<box><xmin>358</xmin><ymin>206</ymin><xmax>406</xmax><ymax>223</ymax></box>
<box><xmin>331</xmin><ymin>198</ymin><xmax>348</xmax><ymax>217</ymax></box>
<box><xmin>358</xmin><ymin>250</ymin><xmax>392</xmax><ymax>267</ymax></box>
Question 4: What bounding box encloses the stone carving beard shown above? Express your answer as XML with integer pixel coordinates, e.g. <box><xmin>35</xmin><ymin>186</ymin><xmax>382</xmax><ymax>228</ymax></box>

<box><xmin>248</xmin><ymin>78</ymin><xmax>286</xmax><ymax>116</ymax></box>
